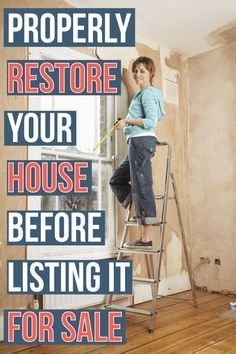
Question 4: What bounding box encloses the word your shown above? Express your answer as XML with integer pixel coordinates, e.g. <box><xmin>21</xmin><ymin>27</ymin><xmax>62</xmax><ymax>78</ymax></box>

<box><xmin>4</xmin><ymin>111</ymin><xmax>76</xmax><ymax>145</ymax></box>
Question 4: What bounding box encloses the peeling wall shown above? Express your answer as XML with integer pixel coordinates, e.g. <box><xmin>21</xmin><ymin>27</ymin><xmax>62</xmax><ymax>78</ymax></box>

<box><xmin>186</xmin><ymin>42</ymin><xmax>236</xmax><ymax>292</ymax></box>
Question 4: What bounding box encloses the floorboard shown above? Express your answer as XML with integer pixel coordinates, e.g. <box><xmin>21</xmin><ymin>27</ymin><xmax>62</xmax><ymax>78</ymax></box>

<box><xmin>1</xmin><ymin>291</ymin><xmax>235</xmax><ymax>354</ymax></box>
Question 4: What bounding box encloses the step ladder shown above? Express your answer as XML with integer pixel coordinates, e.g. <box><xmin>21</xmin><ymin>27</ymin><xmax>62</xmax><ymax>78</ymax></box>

<box><xmin>105</xmin><ymin>141</ymin><xmax>197</xmax><ymax>333</ymax></box>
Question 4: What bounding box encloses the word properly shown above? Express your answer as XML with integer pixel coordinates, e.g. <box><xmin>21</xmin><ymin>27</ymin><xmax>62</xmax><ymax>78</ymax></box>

<box><xmin>4</xmin><ymin>111</ymin><xmax>77</xmax><ymax>145</ymax></box>
<box><xmin>7</xmin><ymin>160</ymin><xmax>91</xmax><ymax>195</ymax></box>
<box><xmin>4</xmin><ymin>8</ymin><xmax>135</xmax><ymax>46</ymax></box>
<box><xmin>7</xmin><ymin>60</ymin><xmax>120</xmax><ymax>95</ymax></box>
<box><xmin>8</xmin><ymin>260</ymin><xmax>132</xmax><ymax>294</ymax></box>
<box><xmin>8</xmin><ymin>211</ymin><xmax>105</xmax><ymax>245</ymax></box>
<box><xmin>4</xmin><ymin>310</ymin><xmax>125</xmax><ymax>344</ymax></box>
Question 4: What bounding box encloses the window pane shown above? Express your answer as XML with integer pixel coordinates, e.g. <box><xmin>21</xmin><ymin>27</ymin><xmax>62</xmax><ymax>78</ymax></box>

<box><xmin>41</xmin><ymin>153</ymin><xmax>56</xmax><ymax>210</ymax></box>
<box><xmin>99</xmin><ymin>96</ymin><xmax>108</xmax><ymax>157</ymax></box>
<box><xmin>41</xmin><ymin>195</ymin><xmax>56</xmax><ymax>210</ymax></box>
<box><xmin>45</xmin><ymin>161</ymin><xmax>99</xmax><ymax>211</ymax></box>
<box><xmin>41</xmin><ymin>95</ymin><xmax>109</xmax><ymax>158</ymax></box>
<box><xmin>52</xmin><ymin>95</ymin><xmax>100</xmax><ymax>154</ymax></box>
<box><xmin>101</xmin><ymin>162</ymin><xmax>113</xmax><ymax>240</ymax></box>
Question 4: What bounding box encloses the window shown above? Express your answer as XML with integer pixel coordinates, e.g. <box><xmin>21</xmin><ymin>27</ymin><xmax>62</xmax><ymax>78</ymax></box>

<box><xmin>27</xmin><ymin>48</ymin><xmax>117</xmax><ymax>260</ymax></box>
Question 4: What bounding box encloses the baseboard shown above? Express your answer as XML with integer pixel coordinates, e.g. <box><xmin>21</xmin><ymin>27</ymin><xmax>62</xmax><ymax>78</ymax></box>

<box><xmin>0</xmin><ymin>312</ymin><xmax>3</xmax><ymax>342</ymax></box>
<box><xmin>133</xmin><ymin>271</ymin><xmax>191</xmax><ymax>304</ymax></box>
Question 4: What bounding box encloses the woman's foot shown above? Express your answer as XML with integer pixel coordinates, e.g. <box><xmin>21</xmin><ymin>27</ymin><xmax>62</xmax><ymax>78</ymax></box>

<box><xmin>123</xmin><ymin>238</ymin><xmax>153</xmax><ymax>249</ymax></box>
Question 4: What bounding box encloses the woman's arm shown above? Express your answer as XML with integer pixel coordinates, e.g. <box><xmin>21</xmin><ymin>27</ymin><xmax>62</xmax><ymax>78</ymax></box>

<box><xmin>122</xmin><ymin>68</ymin><xmax>139</xmax><ymax>105</ymax></box>
<box><xmin>115</xmin><ymin>88</ymin><xmax>161</xmax><ymax>131</ymax></box>
<box><xmin>114</xmin><ymin>118</ymin><xmax>143</xmax><ymax>130</ymax></box>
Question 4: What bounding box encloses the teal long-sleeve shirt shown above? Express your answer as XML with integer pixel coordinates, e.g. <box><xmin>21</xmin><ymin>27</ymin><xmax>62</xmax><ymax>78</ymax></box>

<box><xmin>124</xmin><ymin>86</ymin><xmax>165</xmax><ymax>140</ymax></box>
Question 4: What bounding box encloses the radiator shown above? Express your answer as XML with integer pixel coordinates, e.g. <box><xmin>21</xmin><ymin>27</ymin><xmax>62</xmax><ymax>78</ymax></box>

<box><xmin>43</xmin><ymin>294</ymin><xmax>105</xmax><ymax>310</ymax></box>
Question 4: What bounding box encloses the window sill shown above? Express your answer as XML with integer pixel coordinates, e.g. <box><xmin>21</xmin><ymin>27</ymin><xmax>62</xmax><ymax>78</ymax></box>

<box><xmin>29</xmin><ymin>246</ymin><xmax>119</xmax><ymax>260</ymax></box>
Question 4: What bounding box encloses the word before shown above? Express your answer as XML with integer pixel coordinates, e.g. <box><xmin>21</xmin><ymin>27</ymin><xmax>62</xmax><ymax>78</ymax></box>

<box><xmin>8</xmin><ymin>260</ymin><xmax>132</xmax><ymax>294</ymax></box>
<box><xmin>8</xmin><ymin>211</ymin><xmax>105</xmax><ymax>245</ymax></box>
<box><xmin>7</xmin><ymin>160</ymin><xmax>91</xmax><ymax>195</ymax></box>
<box><xmin>4</xmin><ymin>111</ymin><xmax>77</xmax><ymax>145</ymax></box>
<box><xmin>4</xmin><ymin>8</ymin><xmax>135</xmax><ymax>46</ymax></box>
<box><xmin>4</xmin><ymin>310</ymin><xmax>125</xmax><ymax>344</ymax></box>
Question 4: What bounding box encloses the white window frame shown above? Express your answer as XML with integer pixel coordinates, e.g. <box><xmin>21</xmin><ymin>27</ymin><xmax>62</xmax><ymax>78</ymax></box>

<box><xmin>27</xmin><ymin>47</ymin><xmax>118</xmax><ymax>260</ymax></box>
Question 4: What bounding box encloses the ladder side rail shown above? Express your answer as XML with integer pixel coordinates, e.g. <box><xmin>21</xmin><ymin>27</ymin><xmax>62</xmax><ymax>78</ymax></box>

<box><xmin>106</xmin><ymin>141</ymin><xmax>197</xmax><ymax>333</ymax></box>
<box><xmin>148</xmin><ymin>143</ymin><xmax>172</xmax><ymax>332</ymax></box>
<box><xmin>144</xmin><ymin>254</ymin><xmax>155</xmax><ymax>300</ymax></box>
<box><xmin>106</xmin><ymin>204</ymin><xmax>132</xmax><ymax>306</ymax></box>
<box><xmin>170</xmin><ymin>172</ymin><xmax>197</xmax><ymax>307</ymax></box>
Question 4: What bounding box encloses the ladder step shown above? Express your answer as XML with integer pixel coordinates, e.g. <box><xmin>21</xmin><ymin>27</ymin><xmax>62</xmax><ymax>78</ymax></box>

<box><xmin>133</xmin><ymin>276</ymin><xmax>157</xmax><ymax>284</ymax></box>
<box><xmin>125</xmin><ymin>221</ymin><xmax>163</xmax><ymax>226</ymax></box>
<box><xmin>119</xmin><ymin>247</ymin><xmax>161</xmax><ymax>255</ymax></box>
<box><xmin>105</xmin><ymin>304</ymin><xmax>153</xmax><ymax>317</ymax></box>
<box><xmin>155</xmin><ymin>194</ymin><xmax>175</xmax><ymax>200</ymax></box>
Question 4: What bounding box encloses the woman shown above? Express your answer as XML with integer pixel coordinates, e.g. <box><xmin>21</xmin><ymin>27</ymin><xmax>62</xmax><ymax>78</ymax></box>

<box><xmin>110</xmin><ymin>56</ymin><xmax>165</xmax><ymax>249</ymax></box>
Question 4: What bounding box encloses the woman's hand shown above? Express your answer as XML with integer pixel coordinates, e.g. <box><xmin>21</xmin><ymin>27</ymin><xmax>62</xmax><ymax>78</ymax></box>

<box><xmin>114</xmin><ymin>119</ymin><xmax>127</xmax><ymax>130</ymax></box>
<box><xmin>122</xmin><ymin>68</ymin><xmax>131</xmax><ymax>86</ymax></box>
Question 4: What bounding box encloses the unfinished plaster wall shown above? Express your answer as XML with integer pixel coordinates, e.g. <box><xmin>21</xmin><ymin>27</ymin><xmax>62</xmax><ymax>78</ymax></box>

<box><xmin>0</xmin><ymin>0</ymin><xmax>192</xmax><ymax>319</ymax></box>
<box><xmin>186</xmin><ymin>42</ymin><xmax>236</xmax><ymax>292</ymax></box>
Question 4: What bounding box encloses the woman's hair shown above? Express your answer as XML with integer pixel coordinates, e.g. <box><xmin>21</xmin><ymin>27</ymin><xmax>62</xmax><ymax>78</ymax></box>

<box><xmin>132</xmin><ymin>56</ymin><xmax>155</xmax><ymax>84</ymax></box>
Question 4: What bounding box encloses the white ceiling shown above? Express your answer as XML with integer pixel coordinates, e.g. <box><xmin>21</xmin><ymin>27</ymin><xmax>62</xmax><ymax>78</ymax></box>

<box><xmin>67</xmin><ymin>0</ymin><xmax>236</xmax><ymax>57</ymax></box>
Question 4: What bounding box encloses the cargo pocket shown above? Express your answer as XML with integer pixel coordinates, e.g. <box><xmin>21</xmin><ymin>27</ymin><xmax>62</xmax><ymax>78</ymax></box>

<box><xmin>143</xmin><ymin>142</ymin><xmax>156</xmax><ymax>157</ymax></box>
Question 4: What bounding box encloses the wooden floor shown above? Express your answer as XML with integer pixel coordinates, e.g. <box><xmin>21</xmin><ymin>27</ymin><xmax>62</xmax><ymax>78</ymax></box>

<box><xmin>1</xmin><ymin>290</ymin><xmax>236</xmax><ymax>353</ymax></box>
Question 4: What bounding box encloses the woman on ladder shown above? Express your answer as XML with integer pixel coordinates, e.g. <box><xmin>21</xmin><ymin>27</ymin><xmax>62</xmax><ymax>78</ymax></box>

<box><xmin>110</xmin><ymin>56</ymin><xmax>165</xmax><ymax>249</ymax></box>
